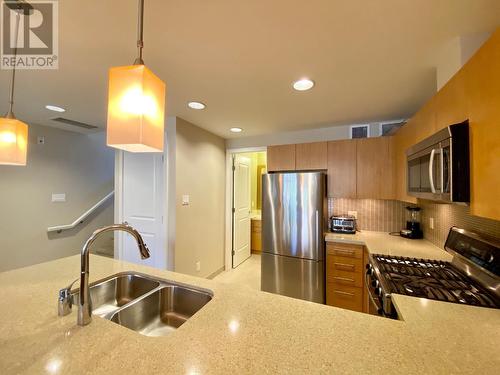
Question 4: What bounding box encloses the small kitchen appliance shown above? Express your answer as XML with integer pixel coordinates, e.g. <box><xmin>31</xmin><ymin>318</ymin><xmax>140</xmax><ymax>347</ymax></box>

<box><xmin>366</xmin><ymin>227</ymin><xmax>500</xmax><ymax>318</ymax></box>
<box><xmin>400</xmin><ymin>206</ymin><xmax>423</xmax><ymax>239</ymax></box>
<box><xmin>406</xmin><ymin>120</ymin><xmax>469</xmax><ymax>203</ymax></box>
<box><xmin>330</xmin><ymin>215</ymin><xmax>357</xmax><ymax>234</ymax></box>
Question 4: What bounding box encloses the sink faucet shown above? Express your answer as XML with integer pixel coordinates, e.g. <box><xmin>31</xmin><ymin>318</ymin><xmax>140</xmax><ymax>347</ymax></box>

<box><xmin>63</xmin><ymin>223</ymin><xmax>150</xmax><ymax>326</ymax></box>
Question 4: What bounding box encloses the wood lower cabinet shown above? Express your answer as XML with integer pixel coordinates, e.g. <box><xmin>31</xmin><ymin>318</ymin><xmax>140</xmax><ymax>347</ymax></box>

<box><xmin>267</xmin><ymin>144</ymin><xmax>296</xmax><ymax>172</ymax></box>
<box><xmin>295</xmin><ymin>142</ymin><xmax>327</xmax><ymax>170</ymax></box>
<box><xmin>327</xmin><ymin>140</ymin><xmax>357</xmax><ymax>198</ymax></box>
<box><xmin>251</xmin><ymin>219</ymin><xmax>262</xmax><ymax>253</ymax></box>
<box><xmin>326</xmin><ymin>242</ymin><xmax>365</xmax><ymax>312</ymax></box>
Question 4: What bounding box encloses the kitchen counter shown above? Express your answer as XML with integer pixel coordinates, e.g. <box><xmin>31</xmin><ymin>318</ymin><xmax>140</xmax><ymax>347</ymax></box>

<box><xmin>325</xmin><ymin>230</ymin><xmax>452</xmax><ymax>261</ymax></box>
<box><xmin>1</xmin><ymin>253</ymin><xmax>499</xmax><ymax>374</ymax></box>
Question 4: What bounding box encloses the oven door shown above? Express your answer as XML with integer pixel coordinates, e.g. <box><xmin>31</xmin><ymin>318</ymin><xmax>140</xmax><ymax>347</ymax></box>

<box><xmin>364</xmin><ymin>270</ymin><xmax>383</xmax><ymax>316</ymax></box>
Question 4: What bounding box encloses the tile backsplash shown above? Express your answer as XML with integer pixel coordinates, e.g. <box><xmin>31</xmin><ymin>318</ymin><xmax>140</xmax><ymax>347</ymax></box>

<box><xmin>328</xmin><ymin>198</ymin><xmax>500</xmax><ymax>249</ymax></box>
<box><xmin>419</xmin><ymin>201</ymin><xmax>500</xmax><ymax>248</ymax></box>
<box><xmin>328</xmin><ymin>198</ymin><xmax>406</xmax><ymax>233</ymax></box>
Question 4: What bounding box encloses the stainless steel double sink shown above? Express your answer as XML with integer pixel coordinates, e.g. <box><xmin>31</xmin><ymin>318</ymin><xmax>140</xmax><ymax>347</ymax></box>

<box><xmin>72</xmin><ymin>272</ymin><xmax>213</xmax><ymax>337</ymax></box>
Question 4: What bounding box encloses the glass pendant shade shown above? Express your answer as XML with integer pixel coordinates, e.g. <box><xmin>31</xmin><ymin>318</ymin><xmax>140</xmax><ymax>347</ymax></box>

<box><xmin>0</xmin><ymin>117</ymin><xmax>28</xmax><ymax>165</ymax></box>
<box><xmin>106</xmin><ymin>64</ymin><xmax>166</xmax><ymax>152</ymax></box>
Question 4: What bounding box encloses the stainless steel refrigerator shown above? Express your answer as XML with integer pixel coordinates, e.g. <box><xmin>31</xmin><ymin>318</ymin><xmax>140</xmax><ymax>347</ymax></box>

<box><xmin>261</xmin><ymin>172</ymin><xmax>326</xmax><ymax>303</ymax></box>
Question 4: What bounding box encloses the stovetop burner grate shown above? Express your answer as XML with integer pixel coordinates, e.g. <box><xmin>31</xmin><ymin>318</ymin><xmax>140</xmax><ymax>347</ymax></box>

<box><xmin>373</xmin><ymin>255</ymin><xmax>500</xmax><ymax>308</ymax></box>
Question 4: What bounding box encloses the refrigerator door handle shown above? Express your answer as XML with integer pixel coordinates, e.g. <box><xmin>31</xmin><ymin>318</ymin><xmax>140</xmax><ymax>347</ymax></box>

<box><xmin>315</xmin><ymin>210</ymin><xmax>319</xmax><ymax>256</ymax></box>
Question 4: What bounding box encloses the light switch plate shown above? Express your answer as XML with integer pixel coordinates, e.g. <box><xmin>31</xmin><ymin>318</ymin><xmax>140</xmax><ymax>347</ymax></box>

<box><xmin>182</xmin><ymin>195</ymin><xmax>190</xmax><ymax>206</ymax></box>
<box><xmin>52</xmin><ymin>193</ymin><xmax>66</xmax><ymax>203</ymax></box>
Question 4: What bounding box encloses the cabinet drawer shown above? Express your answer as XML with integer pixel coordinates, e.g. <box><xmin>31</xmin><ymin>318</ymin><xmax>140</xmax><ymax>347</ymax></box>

<box><xmin>326</xmin><ymin>256</ymin><xmax>363</xmax><ymax>287</ymax></box>
<box><xmin>326</xmin><ymin>282</ymin><xmax>363</xmax><ymax>312</ymax></box>
<box><xmin>327</xmin><ymin>255</ymin><xmax>364</xmax><ymax>274</ymax></box>
<box><xmin>251</xmin><ymin>220</ymin><xmax>262</xmax><ymax>233</ymax></box>
<box><xmin>326</xmin><ymin>243</ymin><xmax>363</xmax><ymax>259</ymax></box>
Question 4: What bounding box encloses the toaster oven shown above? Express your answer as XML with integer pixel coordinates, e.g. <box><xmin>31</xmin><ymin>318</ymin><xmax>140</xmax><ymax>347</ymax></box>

<box><xmin>330</xmin><ymin>215</ymin><xmax>356</xmax><ymax>234</ymax></box>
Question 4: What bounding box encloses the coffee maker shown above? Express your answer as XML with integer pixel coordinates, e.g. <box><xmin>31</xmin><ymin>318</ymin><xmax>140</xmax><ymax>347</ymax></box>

<box><xmin>400</xmin><ymin>206</ymin><xmax>423</xmax><ymax>239</ymax></box>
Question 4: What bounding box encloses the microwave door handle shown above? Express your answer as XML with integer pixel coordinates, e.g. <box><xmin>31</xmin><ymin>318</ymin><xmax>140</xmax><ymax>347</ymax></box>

<box><xmin>429</xmin><ymin>149</ymin><xmax>437</xmax><ymax>194</ymax></box>
<box><xmin>440</xmin><ymin>148</ymin><xmax>445</xmax><ymax>193</ymax></box>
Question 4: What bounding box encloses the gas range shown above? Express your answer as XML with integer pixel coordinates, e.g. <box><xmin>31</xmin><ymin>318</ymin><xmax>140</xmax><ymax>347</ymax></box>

<box><xmin>366</xmin><ymin>227</ymin><xmax>500</xmax><ymax>318</ymax></box>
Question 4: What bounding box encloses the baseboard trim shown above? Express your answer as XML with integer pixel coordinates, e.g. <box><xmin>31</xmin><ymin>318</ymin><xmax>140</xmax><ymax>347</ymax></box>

<box><xmin>207</xmin><ymin>266</ymin><xmax>225</xmax><ymax>279</ymax></box>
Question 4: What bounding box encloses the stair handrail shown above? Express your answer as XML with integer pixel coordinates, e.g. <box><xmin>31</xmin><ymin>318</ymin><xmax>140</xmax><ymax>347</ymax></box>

<box><xmin>47</xmin><ymin>191</ymin><xmax>114</xmax><ymax>233</ymax></box>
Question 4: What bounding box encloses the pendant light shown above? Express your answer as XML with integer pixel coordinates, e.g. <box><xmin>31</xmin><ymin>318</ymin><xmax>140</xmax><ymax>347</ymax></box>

<box><xmin>106</xmin><ymin>0</ymin><xmax>166</xmax><ymax>153</ymax></box>
<box><xmin>0</xmin><ymin>3</ymin><xmax>30</xmax><ymax>166</ymax></box>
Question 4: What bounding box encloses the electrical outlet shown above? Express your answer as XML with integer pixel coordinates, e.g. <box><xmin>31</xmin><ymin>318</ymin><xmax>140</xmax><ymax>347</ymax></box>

<box><xmin>348</xmin><ymin>210</ymin><xmax>358</xmax><ymax>219</ymax></box>
<box><xmin>51</xmin><ymin>193</ymin><xmax>66</xmax><ymax>203</ymax></box>
<box><xmin>196</xmin><ymin>261</ymin><xmax>201</xmax><ymax>272</ymax></box>
<box><xmin>429</xmin><ymin>217</ymin><xmax>435</xmax><ymax>230</ymax></box>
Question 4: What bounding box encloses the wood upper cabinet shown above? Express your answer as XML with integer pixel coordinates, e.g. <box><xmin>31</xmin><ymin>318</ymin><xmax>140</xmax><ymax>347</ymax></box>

<box><xmin>327</xmin><ymin>140</ymin><xmax>357</xmax><ymax>198</ymax></box>
<box><xmin>394</xmin><ymin>125</ymin><xmax>417</xmax><ymax>203</ymax></box>
<box><xmin>295</xmin><ymin>142</ymin><xmax>327</xmax><ymax>170</ymax></box>
<box><xmin>392</xmin><ymin>28</ymin><xmax>500</xmax><ymax>220</ymax></box>
<box><xmin>464</xmin><ymin>29</ymin><xmax>500</xmax><ymax>220</ymax></box>
<box><xmin>356</xmin><ymin>136</ymin><xmax>395</xmax><ymax>199</ymax></box>
<box><xmin>435</xmin><ymin>69</ymin><xmax>468</xmax><ymax>130</ymax></box>
<box><xmin>267</xmin><ymin>144</ymin><xmax>296</xmax><ymax>171</ymax></box>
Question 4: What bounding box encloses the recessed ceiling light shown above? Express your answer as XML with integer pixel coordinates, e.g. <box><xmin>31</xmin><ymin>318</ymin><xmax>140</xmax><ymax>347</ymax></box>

<box><xmin>230</xmin><ymin>127</ymin><xmax>243</xmax><ymax>133</ymax></box>
<box><xmin>293</xmin><ymin>78</ymin><xmax>315</xmax><ymax>91</ymax></box>
<box><xmin>187</xmin><ymin>101</ymin><xmax>206</xmax><ymax>110</ymax></box>
<box><xmin>45</xmin><ymin>105</ymin><xmax>66</xmax><ymax>113</ymax></box>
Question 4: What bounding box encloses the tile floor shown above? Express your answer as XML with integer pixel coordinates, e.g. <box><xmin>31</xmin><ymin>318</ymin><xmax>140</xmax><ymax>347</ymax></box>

<box><xmin>212</xmin><ymin>254</ymin><xmax>261</xmax><ymax>291</ymax></box>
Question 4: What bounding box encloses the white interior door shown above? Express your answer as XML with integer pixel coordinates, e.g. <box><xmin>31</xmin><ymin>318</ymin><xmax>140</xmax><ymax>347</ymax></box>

<box><xmin>118</xmin><ymin>152</ymin><xmax>164</xmax><ymax>268</ymax></box>
<box><xmin>233</xmin><ymin>155</ymin><xmax>251</xmax><ymax>268</ymax></box>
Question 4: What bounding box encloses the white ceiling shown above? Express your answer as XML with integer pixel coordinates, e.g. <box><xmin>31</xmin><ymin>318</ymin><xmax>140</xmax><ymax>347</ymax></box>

<box><xmin>1</xmin><ymin>0</ymin><xmax>499</xmax><ymax>139</ymax></box>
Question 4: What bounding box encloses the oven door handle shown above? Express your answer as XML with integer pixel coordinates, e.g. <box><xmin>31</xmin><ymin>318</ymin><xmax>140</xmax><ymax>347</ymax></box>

<box><xmin>365</xmin><ymin>271</ymin><xmax>383</xmax><ymax>315</ymax></box>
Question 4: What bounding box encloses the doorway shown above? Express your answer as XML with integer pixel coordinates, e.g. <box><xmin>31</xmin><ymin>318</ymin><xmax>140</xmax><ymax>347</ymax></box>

<box><xmin>226</xmin><ymin>149</ymin><xmax>267</xmax><ymax>271</ymax></box>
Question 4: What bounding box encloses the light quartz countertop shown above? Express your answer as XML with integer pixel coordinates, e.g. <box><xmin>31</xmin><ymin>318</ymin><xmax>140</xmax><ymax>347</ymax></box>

<box><xmin>324</xmin><ymin>230</ymin><xmax>453</xmax><ymax>260</ymax></box>
<box><xmin>250</xmin><ymin>213</ymin><xmax>262</xmax><ymax>220</ymax></box>
<box><xmin>1</xmin><ymin>233</ymin><xmax>499</xmax><ymax>374</ymax></box>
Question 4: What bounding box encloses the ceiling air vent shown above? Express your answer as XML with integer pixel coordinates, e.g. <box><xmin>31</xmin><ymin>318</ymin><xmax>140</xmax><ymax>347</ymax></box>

<box><xmin>51</xmin><ymin>117</ymin><xmax>98</xmax><ymax>130</ymax></box>
<box><xmin>381</xmin><ymin>121</ymin><xmax>405</xmax><ymax>136</ymax></box>
<box><xmin>350</xmin><ymin>125</ymin><xmax>369</xmax><ymax>139</ymax></box>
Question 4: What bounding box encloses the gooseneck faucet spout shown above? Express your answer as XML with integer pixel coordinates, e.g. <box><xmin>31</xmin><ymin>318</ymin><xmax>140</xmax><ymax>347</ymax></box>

<box><xmin>78</xmin><ymin>223</ymin><xmax>150</xmax><ymax>326</ymax></box>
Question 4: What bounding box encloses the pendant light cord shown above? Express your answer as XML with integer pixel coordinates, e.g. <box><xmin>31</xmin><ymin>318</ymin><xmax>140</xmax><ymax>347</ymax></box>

<box><xmin>134</xmin><ymin>0</ymin><xmax>145</xmax><ymax>65</ymax></box>
<box><xmin>6</xmin><ymin>10</ymin><xmax>21</xmax><ymax>119</ymax></box>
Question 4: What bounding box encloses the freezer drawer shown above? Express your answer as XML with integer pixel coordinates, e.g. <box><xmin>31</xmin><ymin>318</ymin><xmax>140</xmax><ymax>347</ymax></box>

<box><xmin>261</xmin><ymin>252</ymin><xmax>325</xmax><ymax>304</ymax></box>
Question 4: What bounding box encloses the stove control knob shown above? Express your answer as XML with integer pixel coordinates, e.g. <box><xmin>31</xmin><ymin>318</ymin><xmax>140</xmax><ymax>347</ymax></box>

<box><xmin>366</xmin><ymin>264</ymin><xmax>374</xmax><ymax>276</ymax></box>
<box><xmin>375</xmin><ymin>287</ymin><xmax>382</xmax><ymax>297</ymax></box>
<box><xmin>371</xmin><ymin>280</ymin><xmax>379</xmax><ymax>288</ymax></box>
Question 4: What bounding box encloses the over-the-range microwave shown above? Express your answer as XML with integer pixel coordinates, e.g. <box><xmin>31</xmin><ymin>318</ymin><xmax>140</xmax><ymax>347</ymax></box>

<box><xmin>406</xmin><ymin>120</ymin><xmax>469</xmax><ymax>203</ymax></box>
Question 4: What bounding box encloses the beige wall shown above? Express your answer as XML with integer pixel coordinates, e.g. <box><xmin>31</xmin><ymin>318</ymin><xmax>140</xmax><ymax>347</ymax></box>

<box><xmin>175</xmin><ymin>118</ymin><xmax>226</xmax><ymax>278</ymax></box>
<box><xmin>0</xmin><ymin>123</ymin><xmax>114</xmax><ymax>272</ymax></box>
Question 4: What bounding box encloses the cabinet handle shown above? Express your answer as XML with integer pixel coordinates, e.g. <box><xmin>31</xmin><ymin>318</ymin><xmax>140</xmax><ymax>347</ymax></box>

<box><xmin>334</xmin><ymin>262</ymin><xmax>355</xmax><ymax>271</ymax></box>
<box><xmin>334</xmin><ymin>290</ymin><xmax>355</xmax><ymax>297</ymax></box>
<box><xmin>334</xmin><ymin>249</ymin><xmax>355</xmax><ymax>257</ymax></box>
<box><xmin>333</xmin><ymin>276</ymin><xmax>355</xmax><ymax>283</ymax></box>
